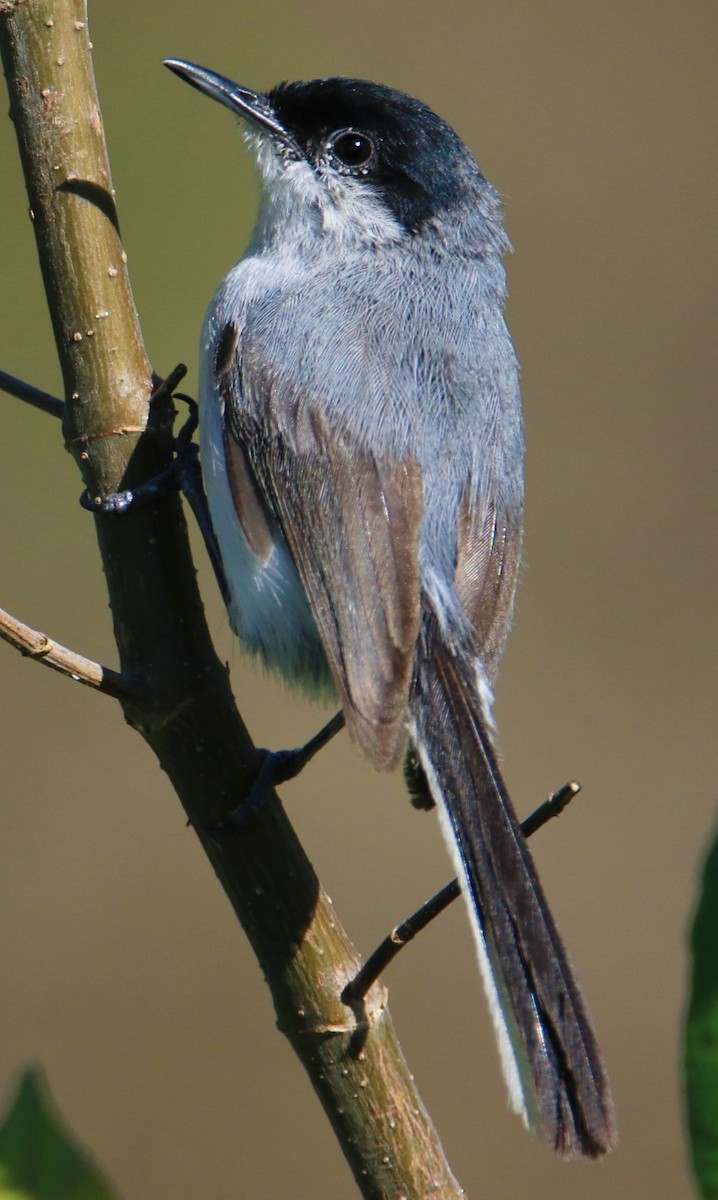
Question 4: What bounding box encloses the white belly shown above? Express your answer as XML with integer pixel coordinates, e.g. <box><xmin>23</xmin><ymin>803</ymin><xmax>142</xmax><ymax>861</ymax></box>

<box><xmin>199</xmin><ymin>363</ymin><xmax>334</xmax><ymax>699</ymax></box>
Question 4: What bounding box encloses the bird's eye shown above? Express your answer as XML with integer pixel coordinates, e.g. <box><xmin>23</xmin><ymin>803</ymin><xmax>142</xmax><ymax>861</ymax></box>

<box><xmin>327</xmin><ymin>129</ymin><xmax>377</xmax><ymax>173</ymax></box>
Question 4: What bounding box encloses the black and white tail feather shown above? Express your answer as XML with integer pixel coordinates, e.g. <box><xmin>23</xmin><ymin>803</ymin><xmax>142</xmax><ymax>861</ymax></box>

<box><xmin>410</xmin><ymin>614</ymin><xmax>615</xmax><ymax>1157</ymax></box>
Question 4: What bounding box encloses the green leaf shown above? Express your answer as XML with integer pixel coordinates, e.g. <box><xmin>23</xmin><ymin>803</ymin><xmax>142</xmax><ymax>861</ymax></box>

<box><xmin>686</xmin><ymin>827</ymin><xmax>718</xmax><ymax>1199</ymax></box>
<box><xmin>0</xmin><ymin>1069</ymin><xmax>117</xmax><ymax>1200</ymax></box>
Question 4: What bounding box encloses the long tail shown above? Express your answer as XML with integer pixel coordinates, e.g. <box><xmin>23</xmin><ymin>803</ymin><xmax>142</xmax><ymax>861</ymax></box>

<box><xmin>409</xmin><ymin>625</ymin><xmax>616</xmax><ymax>1158</ymax></box>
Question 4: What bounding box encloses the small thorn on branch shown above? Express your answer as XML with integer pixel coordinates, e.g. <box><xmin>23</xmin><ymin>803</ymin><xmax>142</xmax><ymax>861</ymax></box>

<box><xmin>0</xmin><ymin>604</ymin><xmax>145</xmax><ymax>701</ymax></box>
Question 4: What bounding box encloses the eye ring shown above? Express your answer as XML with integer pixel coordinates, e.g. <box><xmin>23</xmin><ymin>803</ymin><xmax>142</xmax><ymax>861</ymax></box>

<box><xmin>327</xmin><ymin>128</ymin><xmax>377</xmax><ymax>174</ymax></box>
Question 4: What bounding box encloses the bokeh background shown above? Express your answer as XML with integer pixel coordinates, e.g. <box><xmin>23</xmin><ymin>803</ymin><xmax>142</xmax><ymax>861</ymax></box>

<box><xmin>1</xmin><ymin>2</ymin><xmax>716</xmax><ymax>1197</ymax></box>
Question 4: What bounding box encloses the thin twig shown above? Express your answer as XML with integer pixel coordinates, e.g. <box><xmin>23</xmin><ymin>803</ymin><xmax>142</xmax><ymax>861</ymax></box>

<box><xmin>0</xmin><ymin>362</ymin><xmax>189</xmax><ymax>423</ymax></box>
<box><xmin>0</xmin><ymin>368</ymin><xmax>63</xmax><ymax>418</ymax></box>
<box><xmin>150</xmin><ymin>362</ymin><xmax>187</xmax><ymax>407</ymax></box>
<box><xmin>521</xmin><ymin>779</ymin><xmax>580</xmax><ymax>837</ymax></box>
<box><xmin>0</xmin><ymin>605</ymin><xmax>144</xmax><ymax>701</ymax></box>
<box><xmin>343</xmin><ymin>781</ymin><xmax>582</xmax><ymax>1005</ymax></box>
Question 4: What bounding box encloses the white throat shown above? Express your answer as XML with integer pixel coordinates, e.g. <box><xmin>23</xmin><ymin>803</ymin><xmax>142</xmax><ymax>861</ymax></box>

<box><xmin>246</xmin><ymin>131</ymin><xmax>406</xmax><ymax>254</ymax></box>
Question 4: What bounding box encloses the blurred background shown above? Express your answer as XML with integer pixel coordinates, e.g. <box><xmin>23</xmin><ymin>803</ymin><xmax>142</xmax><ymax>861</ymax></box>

<box><xmin>1</xmin><ymin>2</ymin><xmax>716</xmax><ymax>1197</ymax></box>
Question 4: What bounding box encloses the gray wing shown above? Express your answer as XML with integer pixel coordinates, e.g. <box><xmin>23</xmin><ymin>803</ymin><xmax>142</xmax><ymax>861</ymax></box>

<box><xmin>214</xmin><ymin>320</ymin><xmax>423</xmax><ymax>771</ymax></box>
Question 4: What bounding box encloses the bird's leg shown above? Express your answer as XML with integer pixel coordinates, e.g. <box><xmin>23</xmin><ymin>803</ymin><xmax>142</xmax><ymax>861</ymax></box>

<box><xmin>212</xmin><ymin>710</ymin><xmax>347</xmax><ymax>832</ymax></box>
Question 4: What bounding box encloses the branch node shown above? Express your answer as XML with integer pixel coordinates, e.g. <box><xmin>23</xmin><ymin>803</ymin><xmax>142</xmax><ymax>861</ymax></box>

<box><xmin>0</xmin><ymin>604</ymin><xmax>145</xmax><ymax>702</ymax></box>
<box><xmin>23</xmin><ymin>632</ymin><xmax>52</xmax><ymax>657</ymax></box>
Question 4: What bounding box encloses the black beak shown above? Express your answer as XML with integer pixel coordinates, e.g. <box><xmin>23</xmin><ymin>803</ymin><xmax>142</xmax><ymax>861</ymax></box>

<box><xmin>164</xmin><ymin>58</ymin><xmax>300</xmax><ymax>154</ymax></box>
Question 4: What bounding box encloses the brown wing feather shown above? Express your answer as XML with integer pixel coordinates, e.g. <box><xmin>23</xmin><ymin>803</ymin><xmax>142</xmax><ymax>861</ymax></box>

<box><xmin>218</xmin><ymin>323</ymin><xmax>423</xmax><ymax>771</ymax></box>
<box><xmin>455</xmin><ymin>491</ymin><xmax>522</xmax><ymax>681</ymax></box>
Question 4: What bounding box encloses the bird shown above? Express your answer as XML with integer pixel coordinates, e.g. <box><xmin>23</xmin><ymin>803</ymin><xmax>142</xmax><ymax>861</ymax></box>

<box><xmin>164</xmin><ymin>57</ymin><xmax>616</xmax><ymax>1158</ymax></box>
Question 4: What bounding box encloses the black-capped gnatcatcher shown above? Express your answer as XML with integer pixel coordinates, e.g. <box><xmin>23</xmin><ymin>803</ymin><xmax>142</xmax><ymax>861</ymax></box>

<box><xmin>164</xmin><ymin>58</ymin><xmax>616</xmax><ymax>1159</ymax></box>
